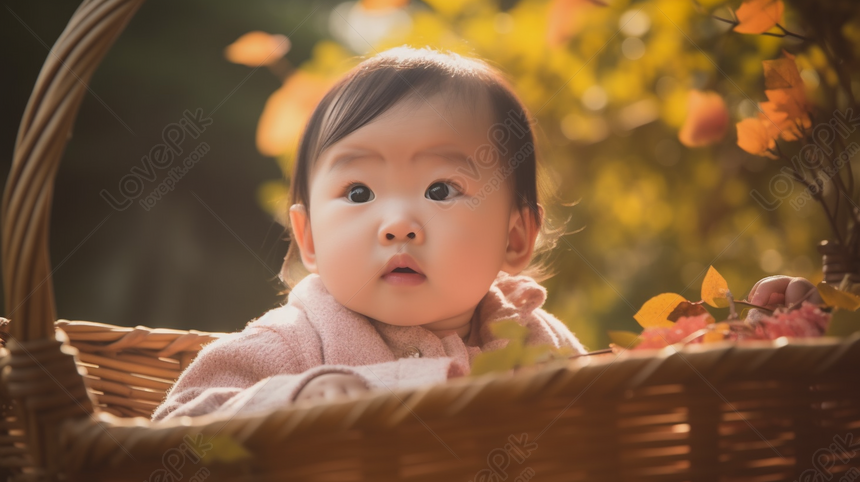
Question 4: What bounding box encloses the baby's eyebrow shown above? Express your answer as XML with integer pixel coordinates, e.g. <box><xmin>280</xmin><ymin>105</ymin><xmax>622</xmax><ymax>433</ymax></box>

<box><xmin>327</xmin><ymin>151</ymin><xmax>379</xmax><ymax>173</ymax></box>
<box><xmin>327</xmin><ymin>148</ymin><xmax>471</xmax><ymax>173</ymax></box>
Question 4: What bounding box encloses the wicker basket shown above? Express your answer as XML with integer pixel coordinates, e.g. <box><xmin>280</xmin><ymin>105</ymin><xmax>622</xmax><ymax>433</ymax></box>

<box><xmin>2</xmin><ymin>1</ymin><xmax>859</xmax><ymax>480</ymax></box>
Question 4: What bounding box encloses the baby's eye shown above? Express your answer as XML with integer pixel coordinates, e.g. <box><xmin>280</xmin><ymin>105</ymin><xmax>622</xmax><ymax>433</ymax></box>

<box><xmin>346</xmin><ymin>184</ymin><xmax>374</xmax><ymax>203</ymax></box>
<box><xmin>425</xmin><ymin>181</ymin><xmax>462</xmax><ymax>201</ymax></box>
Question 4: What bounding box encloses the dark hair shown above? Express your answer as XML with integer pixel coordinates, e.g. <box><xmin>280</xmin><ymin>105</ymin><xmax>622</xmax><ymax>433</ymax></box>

<box><xmin>279</xmin><ymin>46</ymin><xmax>570</xmax><ymax>291</ymax></box>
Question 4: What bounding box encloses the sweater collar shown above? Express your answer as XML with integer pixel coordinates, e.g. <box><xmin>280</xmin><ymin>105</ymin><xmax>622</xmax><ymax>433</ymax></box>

<box><xmin>286</xmin><ymin>270</ymin><xmax>548</xmax><ymax>348</ymax></box>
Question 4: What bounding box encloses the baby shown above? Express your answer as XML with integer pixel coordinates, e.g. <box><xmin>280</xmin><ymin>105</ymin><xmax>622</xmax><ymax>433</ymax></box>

<box><xmin>152</xmin><ymin>47</ymin><xmax>588</xmax><ymax>421</ymax></box>
<box><xmin>151</xmin><ymin>47</ymin><xmax>822</xmax><ymax>422</ymax></box>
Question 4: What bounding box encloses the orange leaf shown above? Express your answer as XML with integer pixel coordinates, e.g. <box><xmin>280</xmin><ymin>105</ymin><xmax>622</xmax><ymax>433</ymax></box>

<box><xmin>736</xmin><ymin>117</ymin><xmax>778</xmax><ymax>158</ymax></box>
<box><xmin>256</xmin><ymin>71</ymin><xmax>333</xmax><ymax>157</ymax></box>
<box><xmin>547</xmin><ymin>0</ymin><xmax>605</xmax><ymax>47</ymax></box>
<box><xmin>678</xmin><ymin>90</ymin><xmax>729</xmax><ymax>147</ymax></box>
<box><xmin>734</xmin><ymin>0</ymin><xmax>784</xmax><ymax>34</ymax></box>
<box><xmin>361</xmin><ymin>0</ymin><xmax>409</xmax><ymax>9</ymax></box>
<box><xmin>759</xmin><ymin>51</ymin><xmax>812</xmax><ymax>140</ymax></box>
<box><xmin>701</xmin><ymin>266</ymin><xmax>730</xmax><ymax>308</ymax></box>
<box><xmin>703</xmin><ymin>322</ymin><xmax>730</xmax><ymax>343</ymax></box>
<box><xmin>760</xmin><ymin>96</ymin><xmax>807</xmax><ymax>141</ymax></box>
<box><xmin>225</xmin><ymin>31</ymin><xmax>291</xmax><ymax>67</ymax></box>
<box><xmin>762</xmin><ymin>51</ymin><xmax>802</xmax><ymax>90</ymax></box>
<box><xmin>634</xmin><ymin>293</ymin><xmax>687</xmax><ymax>328</ymax></box>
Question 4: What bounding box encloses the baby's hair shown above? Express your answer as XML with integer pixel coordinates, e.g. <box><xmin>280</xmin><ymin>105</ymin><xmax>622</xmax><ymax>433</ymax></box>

<box><xmin>279</xmin><ymin>46</ymin><xmax>573</xmax><ymax>291</ymax></box>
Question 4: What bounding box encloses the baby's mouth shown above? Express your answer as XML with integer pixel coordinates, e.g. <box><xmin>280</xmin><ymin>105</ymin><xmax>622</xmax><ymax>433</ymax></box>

<box><xmin>382</xmin><ymin>254</ymin><xmax>426</xmax><ymax>286</ymax></box>
<box><xmin>391</xmin><ymin>267</ymin><xmax>418</xmax><ymax>274</ymax></box>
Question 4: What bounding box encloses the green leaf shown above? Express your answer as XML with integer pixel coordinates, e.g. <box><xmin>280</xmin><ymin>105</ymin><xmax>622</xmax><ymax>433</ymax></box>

<box><xmin>607</xmin><ymin>330</ymin><xmax>641</xmax><ymax>348</ymax></box>
<box><xmin>470</xmin><ymin>339</ymin><xmax>523</xmax><ymax>376</ymax></box>
<box><xmin>520</xmin><ymin>344</ymin><xmax>557</xmax><ymax>366</ymax></box>
<box><xmin>825</xmin><ymin>308</ymin><xmax>860</xmax><ymax>336</ymax></box>
<box><xmin>200</xmin><ymin>435</ymin><xmax>251</xmax><ymax>465</ymax></box>
<box><xmin>489</xmin><ymin>319</ymin><xmax>530</xmax><ymax>341</ymax></box>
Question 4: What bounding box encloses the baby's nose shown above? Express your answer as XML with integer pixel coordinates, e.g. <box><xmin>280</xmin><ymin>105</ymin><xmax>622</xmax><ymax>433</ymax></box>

<box><xmin>379</xmin><ymin>219</ymin><xmax>425</xmax><ymax>245</ymax></box>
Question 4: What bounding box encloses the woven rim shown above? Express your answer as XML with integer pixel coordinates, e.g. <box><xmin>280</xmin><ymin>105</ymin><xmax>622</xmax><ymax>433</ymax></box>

<box><xmin>58</xmin><ymin>333</ymin><xmax>860</xmax><ymax>473</ymax></box>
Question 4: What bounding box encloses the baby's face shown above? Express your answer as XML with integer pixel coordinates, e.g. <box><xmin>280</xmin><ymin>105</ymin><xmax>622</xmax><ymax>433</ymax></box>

<box><xmin>297</xmin><ymin>94</ymin><xmax>523</xmax><ymax>328</ymax></box>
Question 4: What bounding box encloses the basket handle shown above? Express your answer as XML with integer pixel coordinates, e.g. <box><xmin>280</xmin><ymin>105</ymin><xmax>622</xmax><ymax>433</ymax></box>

<box><xmin>2</xmin><ymin>0</ymin><xmax>144</xmax><ymax>342</ymax></box>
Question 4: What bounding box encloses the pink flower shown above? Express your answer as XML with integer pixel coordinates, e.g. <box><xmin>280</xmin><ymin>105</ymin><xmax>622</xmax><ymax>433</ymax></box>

<box><xmin>745</xmin><ymin>302</ymin><xmax>831</xmax><ymax>340</ymax></box>
<box><xmin>635</xmin><ymin>313</ymin><xmax>714</xmax><ymax>350</ymax></box>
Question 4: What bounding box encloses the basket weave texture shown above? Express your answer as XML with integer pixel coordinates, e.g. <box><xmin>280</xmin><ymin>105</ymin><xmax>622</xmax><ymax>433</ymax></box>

<box><xmin>2</xmin><ymin>0</ymin><xmax>860</xmax><ymax>480</ymax></box>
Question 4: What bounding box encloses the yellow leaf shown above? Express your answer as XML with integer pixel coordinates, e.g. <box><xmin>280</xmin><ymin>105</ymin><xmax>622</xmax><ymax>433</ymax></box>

<box><xmin>200</xmin><ymin>435</ymin><xmax>251</xmax><ymax>465</ymax></box>
<box><xmin>470</xmin><ymin>339</ymin><xmax>523</xmax><ymax>376</ymax></box>
<box><xmin>490</xmin><ymin>319</ymin><xmax>530</xmax><ymax>341</ymax></box>
<box><xmin>703</xmin><ymin>322</ymin><xmax>730</xmax><ymax>343</ymax></box>
<box><xmin>607</xmin><ymin>330</ymin><xmax>641</xmax><ymax>348</ymax></box>
<box><xmin>224</xmin><ymin>31</ymin><xmax>290</xmax><ymax>67</ymax></box>
<box><xmin>634</xmin><ymin>293</ymin><xmax>687</xmax><ymax>328</ymax></box>
<box><xmin>816</xmin><ymin>282</ymin><xmax>860</xmax><ymax>311</ymax></box>
<box><xmin>734</xmin><ymin>0</ymin><xmax>783</xmax><ymax>35</ymax></box>
<box><xmin>702</xmin><ymin>266</ymin><xmax>730</xmax><ymax>308</ymax></box>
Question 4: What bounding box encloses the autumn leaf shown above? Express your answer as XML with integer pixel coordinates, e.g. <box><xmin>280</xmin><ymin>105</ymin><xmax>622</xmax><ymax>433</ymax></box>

<box><xmin>738</xmin><ymin>51</ymin><xmax>813</xmax><ymax>156</ymax></box>
<box><xmin>703</xmin><ymin>322</ymin><xmax>730</xmax><ymax>343</ymax></box>
<box><xmin>817</xmin><ymin>282</ymin><xmax>860</xmax><ymax>311</ymax></box>
<box><xmin>361</xmin><ymin>0</ymin><xmax>409</xmax><ymax>9</ymax></box>
<box><xmin>737</xmin><ymin>117</ymin><xmax>774</xmax><ymax>157</ymax></box>
<box><xmin>256</xmin><ymin>71</ymin><xmax>333</xmax><ymax>157</ymax></box>
<box><xmin>701</xmin><ymin>266</ymin><xmax>730</xmax><ymax>308</ymax></box>
<box><xmin>667</xmin><ymin>300</ymin><xmax>709</xmax><ymax>321</ymax></box>
<box><xmin>734</xmin><ymin>0</ymin><xmax>784</xmax><ymax>34</ymax></box>
<box><xmin>678</xmin><ymin>90</ymin><xmax>729</xmax><ymax>147</ymax></box>
<box><xmin>761</xmin><ymin>51</ymin><xmax>811</xmax><ymax>139</ymax></box>
<box><xmin>547</xmin><ymin>0</ymin><xmax>607</xmax><ymax>47</ymax></box>
<box><xmin>763</xmin><ymin>52</ymin><xmax>804</xmax><ymax>91</ymax></box>
<box><xmin>759</xmin><ymin>98</ymin><xmax>804</xmax><ymax>141</ymax></box>
<box><xmin>607</xmin><ymin>330</ymin><xmax>641</xmax><ymax>348</ymax></box>
<box><xmin>225</xmin><ymin>31</ymin><xmax>291</xmax><ymax>67</ymax></box>
<box><xmin>634</xmin><ymin>293</ymin><xmax>687</xmax><ymax>328</ymax></box>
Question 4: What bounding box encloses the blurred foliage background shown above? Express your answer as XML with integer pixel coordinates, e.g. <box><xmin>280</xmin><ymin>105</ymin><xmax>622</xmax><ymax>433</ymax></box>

<box><xmin>2</xmin><ymin>0</ymin><xmax>859</xmax><ymax>350</ymax></box>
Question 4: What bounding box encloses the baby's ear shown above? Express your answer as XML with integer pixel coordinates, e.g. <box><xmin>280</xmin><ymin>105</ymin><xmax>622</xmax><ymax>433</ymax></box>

<box><xmin>501</xmin><ymin>204</ymin><xmax>540</xmax><ymax>275</ymax></box>
<box><xmin>289</xmin><ymin>204</ymin><xmax>318</xmax><ymax>273</ymax></box>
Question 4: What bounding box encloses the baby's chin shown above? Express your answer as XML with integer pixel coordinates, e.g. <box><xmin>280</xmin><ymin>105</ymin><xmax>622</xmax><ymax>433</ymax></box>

<box><xmin>344</xmin><ymin>303</ymin><xmax>444</xmax><ymax>327</ymax></box>
<box><xmin>355</xmin><ymin>309</ymin><xmax>434</xmax><ymax>327</ymax></box>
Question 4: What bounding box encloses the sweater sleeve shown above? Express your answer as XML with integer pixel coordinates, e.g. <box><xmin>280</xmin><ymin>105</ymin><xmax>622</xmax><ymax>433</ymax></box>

<box><xmin>152</xmin><ymin>311</ymin><xmax>460</xmax><ymax>421</ymax></box>
<box><xmin>215</xmin><ymin>356</ymin><xmax>456</xmax><ymax>417</ymax></box>
<box><xmin>152</xmin><ymin>307</ymin><xmax>321</xmax><ymax>421</ymax></box>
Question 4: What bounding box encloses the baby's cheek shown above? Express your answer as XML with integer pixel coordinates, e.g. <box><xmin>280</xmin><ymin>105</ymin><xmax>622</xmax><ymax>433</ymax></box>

<box><xmin>435</xmin><ymin>209</ymin><xmax>507</xmax><ymax>273</ymax></box>
<box><xmin>312</xmin><ymin>217</ymin><xmax>376</xmax><ymax>293</ymax></box>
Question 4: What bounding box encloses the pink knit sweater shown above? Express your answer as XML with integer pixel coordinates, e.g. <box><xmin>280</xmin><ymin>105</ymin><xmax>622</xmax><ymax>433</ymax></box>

<box><xmin>152</xmin><ymin>271</ymin><xmax>586</xmax><ymax>421</ymax></box>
